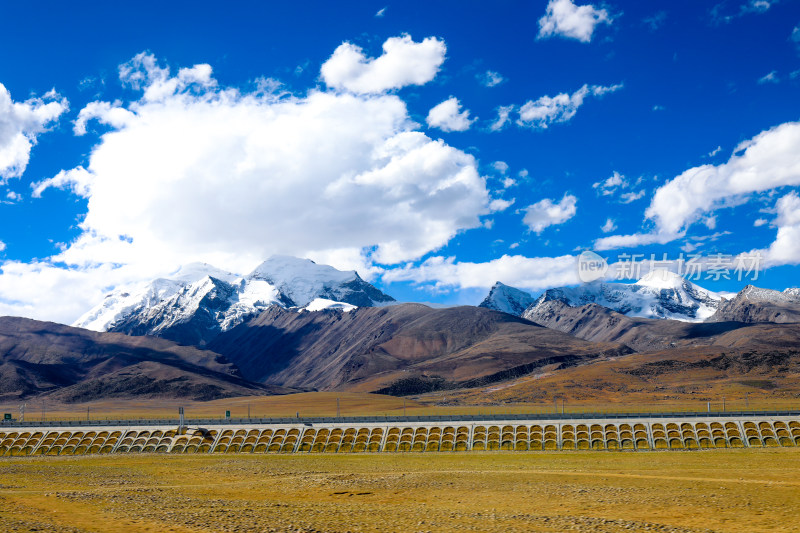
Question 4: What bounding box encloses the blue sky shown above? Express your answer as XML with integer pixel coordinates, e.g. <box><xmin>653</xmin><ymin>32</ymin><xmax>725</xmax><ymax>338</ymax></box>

<box><xmin>1</xmin><ymin>0</ymin><xmax>800</xmax><ymax>322</ymax></box>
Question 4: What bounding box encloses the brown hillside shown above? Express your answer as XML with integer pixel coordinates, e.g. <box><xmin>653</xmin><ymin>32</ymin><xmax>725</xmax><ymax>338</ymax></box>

<box><xmin>414</xmin><ymin>323</ymin><xmax>800</xmax><ymax>406</ymax></box>
<box><xmin>0</xmin><ymin>316</ymin><xmax>291</xmax><ymax>402</ymax></box>
<box><xmin>209</xmin><ymin>304</ymin><xmax>632</xmax><ymax>392</ymax></box>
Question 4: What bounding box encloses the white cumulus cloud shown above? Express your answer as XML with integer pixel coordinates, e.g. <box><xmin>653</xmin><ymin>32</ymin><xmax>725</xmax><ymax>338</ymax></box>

<box><xmin>489</xmin><ymin>197</ymin><xmax>515</xmax><ymax>211</ymax></box>
<box><xmin>12</xmin><ymin>50</ymin><xmax>496</xmax><ymax>323</ymax></box>
<box><xmin>479</xmin><ymin>70</ymin><xmax>505</xmax><ymax>87</ymax></box>
<box><xmin>523</xmin><ymin>194</ymin><xmax>578</xmax><ymax>234</ymax></box>
<box><xmin>754</xmin><ymin>191</ymin><xmax>800</xmax><ymax>266</ymax></box>
<box><xmin>32</xmin><ymin>166</ymin><xmax>93</xmax><ymax>198</ymax></box>
<box><xmin>758</xmin><ymin>70</ymin><xmax>779</xmax><ymax>84</ymax></box>
<box><xmin>73</xmin><ymin>101</ymin><xmax>135</xmax><ymax>135</ymax></box>
<box><xmin>594</xmin><ymin>231</ymin><xmax>678</xmax><ymax>251</ymax></box>
<box><xmin>619</xmin><ymin>190</ymin><xmax>645</xmax><ymax>203</ymax></box>
<box><xmin>595</xmin><ymin>120</ymin><xmax>800</xmax><ymax>251</ymax></box>
<box><xmin>746</xmin><ymin>0</ymin><xmax>779</xmax><ymax>13</ymax></box>
<box><xmin>426</xmin><ymin>97</ymin><xmax>474</xmax><ymax>132</ymax></box>
<box><xmin>383</xmin><ymin>254</ymin><xmax>582</xmax><ymax>291</ymax></box>
<box><xmin>537</xmin><ymin>0</ymin><xmax>612</xmax><ymax>43</ymax></box>
<box><xmin>712</xmin><ymin>0</ymin><xmax>780</xmax><ymax>23</ymax></box>
<box><xmin>517</xmin><ymin>84</ymin><xmax>622</xmax><ymax>129</ymax></box>
<box><xmin>492</xmin><ymin>161</ymin><xmax>509</xmax><ymax>174</ymax></box>
<box><xmin>601</xmin><ymin>218</ymin><xmax>617</xmax><ymax>233</ymax></box>
<box><xmin>0</xmin><ymin>261</ymin><xmax>132</xmax><ymax>326</ymax></box>
<box><xmin>321</xmin><ymin>34</ymin><xmax>446</xmax><ymax>94</ymax></box>
<box><xmin>490</xmin><ymin>105</ymin><xmax>515</xmax><ymax>131</ymax></box>
<box><xmin>592</xmin><ymin>171</ymin><xmax>645</xmax><ymax>203</ymax></box>
<box><xmin>646</xmin><ymin>121</ymin><xmax>800</xmax><ymax>236</ymax></box>
<box><xmin>593</xmin><ymin>171</ymin><xmax>625</xmax><ymax>195</ymax></box>
<box><xmin>0</xmin><ymin>84</ymin><xmax>68</xmax><ymax>181</ymax></box>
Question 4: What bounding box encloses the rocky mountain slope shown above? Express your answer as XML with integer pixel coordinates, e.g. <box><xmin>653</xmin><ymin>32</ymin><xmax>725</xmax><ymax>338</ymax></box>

<box><xmin>528</xmin><ymin>269</ymin><xmax>722</xmax><ymax>322</ymax></box>
<box><xmin>208</xmin><ymin>303</ymin><xmax>632</xmax><ymax>392</ymax></box>
<box><xmin>708</xmin><ymin>285</ymin><xmax>800</xmax><ymax>323</ymax></box>
<box><xmin>522</xmin><ymin>298</ymin><xmax>746</xmax><ymax>353</ymax></box>
<box><xmin>74</xmin><ymin>255</ymin><xmax>394</xmax><ymax>346</ymax></box>
<box><xmin>48</xmin><ymin>256</ymin><xmax>800</xmax><ymax>403</ymax></box>
<box><xmin>0</xmin><ymin>316</ymin><xmax>289</xmax><ymax>402</ymax></box>
<box><xmin>418</xmin><ymin>319</ymin><xmax>800</xmax><ymax>405</ymax></box>
<box><xmin>419</xmin><ymin>341</ymin><xmax>800</xmax><ymax>405</ymax></box>
<box><xmin>481</xmin><ymin>272</ymin><xmax>800</xmax><ymax>329</ymax></box>
<box><xmin>480</xmin><ymin>269</ymin><xmax>724</xmax><ymax>322</ymax></box>
<box><xmin>479</xmin><ymin>282</ymin><xmax>536</xmax><ymax>316</ymax></box>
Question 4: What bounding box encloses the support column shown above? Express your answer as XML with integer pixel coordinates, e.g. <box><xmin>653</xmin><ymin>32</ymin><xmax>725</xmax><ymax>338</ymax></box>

<box><xmin>737</xmin><ymin>420</ymin><xmax>750</xmax><ymax>448</ymax></box>
<box><xmin>379</xmin><ymin>425</ymin><xmax>390</xmax><ymax>452</ymax></box>
<box><xmin>110</xmin><ymin>428</ymin><xmax>129</xmax><ymax>454</ymax></box>
<box><xmin>292</xmin><ymin>425</ymin><xmax>305</xmax><ymax>453</ymax></box>
<box><xmin>207</xmin><ymin>428</ymin><xmax>225</xmax><ymax>453</ymax></box>
<box><xmin>30</xmin><ymin>430</ymin><xmax>53</xmax><ymax>455</ymax></box>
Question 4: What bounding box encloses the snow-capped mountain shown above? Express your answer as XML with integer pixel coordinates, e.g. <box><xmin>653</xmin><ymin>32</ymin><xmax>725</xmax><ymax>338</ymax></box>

<box><xmin>478</xmin><ymin>282</ymin><xmax>536</xmax><ymax>316</ymax></box>
<box><xmin>783</xmin><ymin>287</ymin><xmax>800</xmax><ymax>298</ymax></box>
<box><xmin>734</xmin><ymin>285</ymin><xmax>800</xmax><ymax>303</ymax></box>
<box><xmin>708</xmin><ymin>284</ymin><xmax>800</xmax><ymax>323</ymax></box>
<box><xmin>479</xmin><ymin>269</ymin><xmax>723</xmax><ymax>323</ymax></box>
<box><xmin>74</xmin><ymin>256</ymin><xmax>394</xmax><ymax>346</ymax></box>
<box><xmin>524</xmin><ymin>269</ymin><xmax>722</xmax><ymax>322</ymax></box>
<box><xmin>75</xmin><ymin>262</ymin><xmax>243</xmax><ymax>333</ymax></box>
<box><xmin>248</xmin><ymin>255</ymin><xmax>393</xmax><ymax>308</ymax></box>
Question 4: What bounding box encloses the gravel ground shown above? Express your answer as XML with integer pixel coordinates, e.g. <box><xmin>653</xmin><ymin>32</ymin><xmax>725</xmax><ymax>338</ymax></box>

<box><xmin>1</xmin><ymin>449</ymin><xmax>799</xmax><ymax>532</ymax></box>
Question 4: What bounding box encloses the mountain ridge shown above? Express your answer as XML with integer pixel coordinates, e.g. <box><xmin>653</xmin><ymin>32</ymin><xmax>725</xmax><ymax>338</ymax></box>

<box><xmin>74</xmin><ymin>255</ymin><xmax>395</xmax><ymax>346</ymax></box>
<box><xmin>0</xmin><ymin>316</ymin><xmax>290</xmax><ymax>402</ymax></box>
<box><xmin>479</xmin><ymin>272</ymin><xmax>800</xmax><ymax>325</ymax></box>
<box><xmin>479</xmin><ymin>282</ymin><xmax>537</xmax><ymax>316</ymax></box>
<box><xmin>207</xmin><ymin>303</ymin><xmax>633</xmax><ymax>392</ymax></box>
<box><xmin>708</xmin><ymin>284</ymin><xmax>800</xmax><ymax>323</ymax></box>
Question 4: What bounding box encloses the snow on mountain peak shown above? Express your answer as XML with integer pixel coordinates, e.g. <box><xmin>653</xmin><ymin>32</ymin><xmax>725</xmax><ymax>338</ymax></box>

<box><xmin>247</xmin><ymin>255</ymin><xmax>390</xmax><ymax>308</ymax></box>
<box><xmin>479</xmin><ymin>282</ymin><xmax>536</xmax><ymax>316</ymax></box>
<box><xmin>249</xmin><ymin>255</ymin><xmax>357</xmax><ymax>283</ymax></box>
<box><xmin>512</xmin><ymin>270</ymin><xmax>724</xmax><ymax>322</ymax></box>
<box><xmin>304</xmin><ymin>298</ymin><xmax>357</xmax><ymax>312</ymax></box>
<box><xmin>247</xmin><ymin>255</ymin><xmax>355</xmax><ymax>307</ymax></box>
<box><xmin>172</xmin><ymin>262</ymin><xmax>239</xmax><ymax>284</ymax></box>
<box><xmin>635</xmin><ymin>269</ymin><xmax>685</xmax><ymax>289</ymax></box>
<box><xmin>740</xmin><ymin>285</ymin><xmax>800</xmax><ymax>303</ymax></box>
<box><xmin>73</xmin><ymin>278</ymin><xmax>183</xmax><ymax>332</ymax></box>
<box><xmin>74</xmin><ymin>255</ymin><xmax>393</xmax><ymax>342</ymax></box>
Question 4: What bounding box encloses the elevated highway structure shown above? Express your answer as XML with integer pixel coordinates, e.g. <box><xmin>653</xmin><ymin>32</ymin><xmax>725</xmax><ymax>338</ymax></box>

<box><xmin>2</xmin><ymin>411</ymin><xmax>799</xmax><ymax>456</ymax></box>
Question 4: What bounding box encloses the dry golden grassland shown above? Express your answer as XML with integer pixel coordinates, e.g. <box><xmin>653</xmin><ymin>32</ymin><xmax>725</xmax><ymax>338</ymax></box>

<box><xmin>412</xmin><ymin>354</ymin><xmax>800</xmax><ymax>413</ymax></box>
<box><xmin>3</xmin><ymin>391</ymin><xmax>797</xmax><ymax>423</ymax></box>
<box><xmin>1</xmin><ymin>449</ymin><xmax>799</xmax><ymax>532</ymax></box>
<box><xmin>0</xmin><ymin>392</ymin><xmax>423</xmax><ymax>422</ymax></box>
